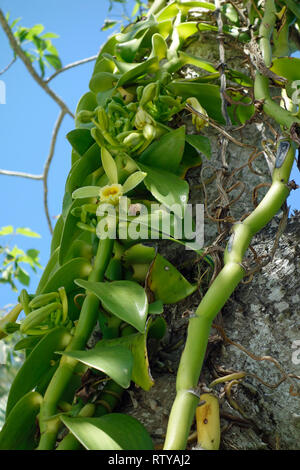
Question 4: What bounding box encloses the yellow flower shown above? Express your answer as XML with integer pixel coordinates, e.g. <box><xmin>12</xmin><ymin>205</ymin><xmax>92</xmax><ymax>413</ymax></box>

<box><xmin>99</xmin><ymin>184</ymin><xmax>123</xmax><ymax>205</ymax></box>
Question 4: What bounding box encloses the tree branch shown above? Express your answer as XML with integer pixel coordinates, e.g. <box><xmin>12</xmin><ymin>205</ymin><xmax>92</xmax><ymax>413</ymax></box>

<box><xmin>0</xmin><ymin>9</ymin><xmax>74</xmax><ymax>117</ymax></box>
<box><xmin>0</xmin><ymin>169</ymin><xmax>43</xmax><ymax>179</ymax></box>
<box><xmin>45</xmin><ymin>55</ymin><xmax>97</xmax><ymax>84</ymax></box>
<box><xmin>0</xmin><ymin>56</ymin><xmax>16</xmax><ymax>76</ymax></box>
<box><xmin>43</xmin><ymin>110</ymin><xmax>66</xmax><ymax>234</ymax></box>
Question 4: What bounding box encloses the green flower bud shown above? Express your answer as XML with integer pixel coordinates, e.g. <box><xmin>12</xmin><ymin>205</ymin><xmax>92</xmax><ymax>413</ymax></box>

<box><xmin>135</xmin><ymin>107</ymin><xmax>154</xmax><ymax>130</ymax></box>
<box><xmin>140</xmin><ymin>82</ymin><xmax>159</xmax><ymax>107</ymax></box>
<box><xmin>76</xmin><ymin>110</ymin><xmax>95</xmax><ymax>123</ymax></box>
<box><xmin>186</xmin><ymin>97</ymin><xmax>209</xmax><ymax>131</ymax></box>
<box><xmin>123</xmin><ymin>132</ymin><xmax>144</xmax><ymax>148</ymax></box>
<box><xmin>143</xmin><ymin>123</ymin><xmax>156</xmax><ymax>141</ymax></box>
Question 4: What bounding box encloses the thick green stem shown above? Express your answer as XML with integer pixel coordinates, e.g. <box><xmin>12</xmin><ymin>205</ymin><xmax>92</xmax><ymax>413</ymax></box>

<box><xmin>163</xmin><ymin>140</ymin><xmax>295</xmax><ymax>450</ymax></box>
<box><xmin>254</xmin><ymin>72</ymin><xmax>300</xmax><ymax>129</ymax></box>
<box><xmin>37</xmin><ymin>237</ymin><xmax>114</xmax><ymax>450</ymax></box>
<box><xmin>259</xmin><ymin>0</ymin><xmax>277</xmax><ymax>67</ymax></box>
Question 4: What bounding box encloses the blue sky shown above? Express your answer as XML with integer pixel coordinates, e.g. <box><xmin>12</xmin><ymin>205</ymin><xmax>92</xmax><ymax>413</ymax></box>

<box><xmin>0</xmin><ymin>1</ymin><xmax>299</xmax><ymax>308</ymax></box>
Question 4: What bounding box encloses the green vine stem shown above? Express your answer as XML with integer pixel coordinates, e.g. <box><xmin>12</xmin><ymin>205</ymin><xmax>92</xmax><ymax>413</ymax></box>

<box><xmin>254</xmin><ymin>72</ymin><xmax>300</xmax><ymax>129</ymax></box>
<box><xmin>163</xmin><ymin>138</ymin><xmax>296</xmax><ymax>450</ymax></box>
<box><xmin>259</xmin><ymin>0</ymin><xmax>277</xmax><ymax>68</ymax></box>
<box><xmin>37</xmin><ymin>237</ymin><xmax>114</xmax><ymax>450</ymax></box>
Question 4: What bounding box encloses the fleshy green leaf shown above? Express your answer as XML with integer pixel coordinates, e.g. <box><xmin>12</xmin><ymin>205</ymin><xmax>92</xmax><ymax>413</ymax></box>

<box><xmin>139</xmin><ymin>127</ymin><xmax>186</xmax><ymax>173</ymax></box>
<box><xmin>66</xmin><ymin>129</ymin><xmax>95</xmax><ymax>157</ymax></box>
<box><xmin>95</xmin><ymin>325</ymin><xmax>154</xmax><ymax>390</ymax></box>
<box><xmin>61</xmin><ymin>413</ymin><xmax>154</xmax><ymax>450</ymax></box>
<box><xmin>60</xmin><ymin>344</ymin><xmax>133</xmax><ymax>389</ymax></box>
<box><xmin>270</xmin><ymin>57</ymin><xmax>300</xmax><ymax>82</ymax></box>
<box><xmin>89</xmin><ymin>72</ymin><xmax>120</xmax><ymax>94</ymax></box>
<box><xmin>75</xmin><ymin>279</ymin><xmax>148</xmax><ymax>333</ymax></box>
<box><xmin>147</xmin><ymin>253</ymin><xmax>197</xmax><ymax>303</ymax></box>
<box><xmin>166</xmin><ymin>81</ymin><xmax>225</xmax><ymax>124</ymax></box>
<box><xmin>185</xmin><ymin>134</ymin><xmax>211</xmax><ymax>159</ymax></box>
<box><xmin>138</xmin><ymin>163</ymin><xmax>189</xmax><ymax>211</ymax></box>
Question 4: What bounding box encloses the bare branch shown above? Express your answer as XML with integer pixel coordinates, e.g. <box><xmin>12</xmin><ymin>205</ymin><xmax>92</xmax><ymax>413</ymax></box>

<box><xmin>45</xmin><ymin>55</ymin><xmax>97</xmax><ymax>84</ymax></box>
<box><xmin>0</xmin><ymin>56</ymin><xmax>16</xmax><ymax>76</ymax></box>
<box><xmin>43</xmin><ymin>110</ymin><xmax>66</xmax><ymax>234</ymax></box>
<box><xmin>0</xmin><ymin>9</ymin><xmax>74</xmax><ymax>117</ymax></box>
<box><xmin>0</xmin><ymin>169</ymin><xmax>43</xmax><ymax>180</ymax></box>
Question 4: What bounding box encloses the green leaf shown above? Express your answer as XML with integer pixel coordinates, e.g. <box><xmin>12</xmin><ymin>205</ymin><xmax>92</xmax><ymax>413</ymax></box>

<box><xmin>0</xmin><ymin>226</ymin><xmax>13</xmax><ymax>236</ymax></box>
<box><xmin>117</xmin><ymin>57</ymin><xmax>159</xmax><ymax>87</ymax></box>
<box><xmin>75</xmin><ymin>91</ymin><xmax>98</xmax><ymax>129</ymax></box>
<box><xmin>122</xmin><ymin>171</ymin><xmax>147</xmax><ymax>194</ymax></box>
<box><xmin>270</xmin><ymin>57</ymin><xmax>300</xmax><ymax>82</ymax></box>
<box><xmin>6</xmin><ymin>328</ymin><xmax>70</xmax><ymax>417</ymax></box>
<box><xmin>138</xmin><ymin>162</ymin><xmax>189</xmax><ymax>211</ymax></box>
<box><xmin>0</xmin><ymin>391</ymin><xmax>42</xmax><ymax>450</ymax></box>
<box><xmin>44</xmin><ymin>53</ymin><xmax>62</xmax><ymax>70</ymax></box>
<box><xmin>15</xmin><ymin>266</ymin><xmax>30</xmax><ymax>286</ymax></box>
<box><xmin>41</xmin><ymin>32</ymin><xmax>59</xmax><ymax>39</ymax></box>
<box><xmin>65</xmin><ymin>143</ymin><xmax>102</xmax><ymax>194</ymax></box>
<box><xmin>185</xmin><ymin>134</ymin><xmax>211</xmax><ymax>159</ymax></box>
<box><xmin>66</xmin><ymin>129</ymin><xmax>95</xmax><ymax>157</ymax></box>
<box><xmin>26</xmin><ymin>24</ymin><xmax>44</xmax><ymax>40</ymax></box>
<box><xmin>16</xmin><ymin>227</ymin><xmax>41</xmax><ymax>238</ymax></box>
<box><xmin>97</xmin><ymin>325</ymin><xmax>153</xmax><ymax>390</ymax></box>
<box><xmin>166</xmin><ymin>81</ymin><xmax>225</xmax><ymax>124</ymax></box>
<box><xmin>115</xmin><ymin>30</ymin><xmax>148</xmax><ymax>62</ymax></box>
<box><xmin>61</xmin><ymin>413</ymin><xmax>154</xmax><ymax>450</ymax></box>
<box><xmin>139</xmin><ymin>127</ymin><xmax>186</xmax><ymax>173</ymax></box>
<box><xmin>75</xmin><ymin>279</ymin><xmax>148</xmax><ymax>333</ymax></box>
<box><xmin>147</xmin><ymin>253</ymin><xmax>197</xmax><ymax>303</ymax></box>
<box><xmin>89</xmin><ymin>72</ymin><xmax>120</xmax><ymax>94</ymax></box>
<box><xmin>60</xmin><ymin>344</ymin><xmax>133</xmax><ymax>389</ymax></box>
<box><xmin>176</xmin><ymin>22</ymin><xmax>217</xmax><ymax>41</ymax></box>
<box><xmin>179</xmin><ymin>51</ymin><xmax>217</xmax><ymax>74</ymax></box>
<box><xmin>157</xmin><ymin>1</ymin><xmax>215</xmax><ymax>21</ymax></box>
<box><xmin>40</xmin><ymin>257</ymin><xmax>92</xmax><ymax>294</ymax></box>
<box><xmin>72</xmin><ymin>186</ymin><xmax>100</xmax><ymax>199</ymax></box>
<box><xmin>101</xmin><ymin>20</ymin><xmax>118</xmax><ymax>31</ymax></box>
<box><xmin>36</xmin><ymin>247</ymin><xmax>59</xmax><ymax>294</ymax></box>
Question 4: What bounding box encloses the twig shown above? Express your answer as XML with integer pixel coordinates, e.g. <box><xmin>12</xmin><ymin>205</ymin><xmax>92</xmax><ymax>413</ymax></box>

<box><xmin>0</xmin><ymin>56</ymin><xmax>16</xmax><ymax>75</ymax></box>
<box><xmin>43</xmin><ymin>110</ymin><xmax>66</xmax><ymax>234</ymax></box>
<box><xmin>0</xmin><ymin>9</ymin><xmax>73</xmax><ymax>117</ymax></box>
<box><xmin>0</xmin><ymin>169</ymin><xmax>43</xmax><ymax>180</ymax></box>
<box><xmin>45</xmin><ymin>55</ymin><xmax>97</xmax><ymax>84</ymax></box>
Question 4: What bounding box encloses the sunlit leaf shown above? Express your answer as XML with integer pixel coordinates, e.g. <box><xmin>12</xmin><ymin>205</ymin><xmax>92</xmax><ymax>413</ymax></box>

<box><xmin>16</xmin><ymin>228</ymin><xmax>41</xmax><ymax>238</ymax></box>
<box><xmin>60</xmin><ymin>344</ymin><xmax>133</xmax><ymax>388</ymax></box>
<box><xmin>61</xmin><ymin>413</ymin><xmax>154</xmax><ymax>450</ymax></box>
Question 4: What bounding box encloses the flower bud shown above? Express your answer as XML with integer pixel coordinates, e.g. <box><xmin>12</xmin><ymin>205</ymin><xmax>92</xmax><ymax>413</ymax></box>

<box><xmin>186</xmin><ymin>97</ymin><xmax>209</xmax><ymax>131</ymax></box>
<box><xmin>143</xmin><ymin>123</ymin><xmax>156</xmax><ymax>141</ymax></box>
<box><xmin>76</xmin><ymin>110</ymin><xmax>95</xmax><ymax>123</ymax></box>
<box><xmin>123</xmin><ymin>132</ymin><xmax>144</xmax><ymax>148</ymax></box>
